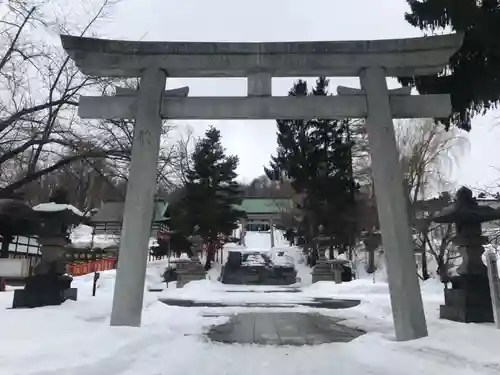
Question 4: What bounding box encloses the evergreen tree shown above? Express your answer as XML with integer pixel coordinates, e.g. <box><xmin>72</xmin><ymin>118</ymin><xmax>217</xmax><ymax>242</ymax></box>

<box><xmin>183</xmin><ymin>127</ymin><xmax>244</xmax><ymax>270</ymax></box>
<box><xmin>309</xmin><ymin>118</ymin><xmax>358</xmax><ymax>254</ymax></box>
<box><xmin>266</xmin><ymin>78</ymin><xmax>358</xmax><ymax>257</ymax></box>
<box><xmin>265</xmin><ymin>80</ymin><xmax>318</xmax><ymax>247</ymax></box>
<box><xmin>403</xmin><ymin>0</ymin><xmax>500</xmax><ymax>130</ymax></box>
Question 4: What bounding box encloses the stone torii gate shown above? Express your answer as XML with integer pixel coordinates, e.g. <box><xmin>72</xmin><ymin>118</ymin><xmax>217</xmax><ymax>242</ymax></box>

<box><xmin>61</xmin><ymin>33</ymin><xmax>462</xmax><ymax>341</ymax></box>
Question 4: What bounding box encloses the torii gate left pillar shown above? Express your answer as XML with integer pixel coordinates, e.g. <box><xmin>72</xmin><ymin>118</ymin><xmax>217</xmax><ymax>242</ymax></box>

<box><xmin>110</xmin><ymin>69</ymin><xmax>166</xmax><ymax>326</ymax></box>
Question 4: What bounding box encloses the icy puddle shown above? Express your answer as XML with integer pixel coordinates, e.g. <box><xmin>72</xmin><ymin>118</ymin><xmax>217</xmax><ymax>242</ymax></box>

<box><xmin>207</xmin><ymin>312</ymin><xmax>366</xmax><ymax>345</ymax></box>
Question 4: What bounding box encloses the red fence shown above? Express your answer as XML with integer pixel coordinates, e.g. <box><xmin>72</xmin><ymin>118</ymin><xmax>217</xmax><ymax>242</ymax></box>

<box><xmin>67</xmin><ymin>257</ymin><xmax>116</xmax><ymax>277</ymax></box>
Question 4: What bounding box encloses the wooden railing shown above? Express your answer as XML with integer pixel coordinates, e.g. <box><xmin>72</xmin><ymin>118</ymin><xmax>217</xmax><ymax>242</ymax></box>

<box><xmin>67</xmin><ymin>257</ymin><xmax>116</xmax><ymax>276</ymax></box>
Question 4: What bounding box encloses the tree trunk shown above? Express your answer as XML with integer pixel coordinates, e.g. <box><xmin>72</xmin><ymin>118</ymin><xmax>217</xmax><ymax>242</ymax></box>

<box><xmin>310</xmin><ymin>246</ymin><xmax>318</xmax><ymax>267</ymax></box>
<box><xmin>421</xmin><ymin>251</ymin><xmax>429</xmax><ymax>280</ymax></box>
<box><xmin>366</xmin><ymin>249</ymin><xmax>376</xmax><ymax>274</ymax></box>
<box><xmin>204</xmin><ymin>241</ymin><xmax>216</xmax><ymax>271</ymax></box>
<box><xmin>0</xmin><ymin>236</ymin><xmax>12</xmax><ymax>259</ymax></box>
<box><xmin>347</xmin><ymin>245</ymin><xmax>353</xmax><ymax>261</ymax></box>
<box><xmin>436</xmin><ymin>256</ymin><xmax>447</xmax><ymax>282</ymax></box>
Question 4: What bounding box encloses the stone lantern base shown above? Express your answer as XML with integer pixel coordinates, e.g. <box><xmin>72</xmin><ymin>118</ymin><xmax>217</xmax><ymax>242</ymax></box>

<box><xmin>12</xmin><ymin>273</ymin><xmax>78</xmax><ymax>308</ymax></box>
<box><xmin>440</xmin><ymin>275</ymin><xmax>493</xmax><ymax>323</ymax></box>
<box><xmin>12</xmin><ymin>238</ymin><xmax>77</xmax><ymax>308</ymax></box>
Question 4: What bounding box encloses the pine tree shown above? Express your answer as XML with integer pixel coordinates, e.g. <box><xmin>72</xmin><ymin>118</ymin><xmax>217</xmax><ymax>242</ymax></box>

<box><xmin>265</xmin><ymin>79</ymin><xmax>318</xmax><ymax>248</ymax></box>
<box><xmin>403</xmin><ymin>0</ymin><xmax>500</xmax><ymax>130</ymax></box>
<box><xmin>266</xmin><ymin>78</ymin><xmax>358</xmax><ymax>257</ymax></box>
<box><xmin>183</xmin><ymin>127</ymin><xmax>244</xmax><ymax>270</ymax></box>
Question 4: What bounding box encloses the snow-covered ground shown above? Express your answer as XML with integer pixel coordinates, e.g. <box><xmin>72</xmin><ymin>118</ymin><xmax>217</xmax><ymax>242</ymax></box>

<box><xmin>1</xmin><ymin>231</ymin><xmax>500</xmax><ymax>375</ymax></box>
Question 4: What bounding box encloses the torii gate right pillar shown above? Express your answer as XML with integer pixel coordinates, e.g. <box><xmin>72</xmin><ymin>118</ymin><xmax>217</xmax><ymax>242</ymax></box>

<box><xmin>360</xmin><ymin>67</ymin><xmax>427</xmax><ymax>341</ymax></box>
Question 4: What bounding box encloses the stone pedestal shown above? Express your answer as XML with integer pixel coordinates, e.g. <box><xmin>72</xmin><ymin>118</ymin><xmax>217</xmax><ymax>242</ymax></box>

<box><xmin>441</xmin><ymin>275</ymin><xmax>493</xmax><ymax>323</ymax></box>
<box><xmin>439</xmin><ymin>238</ymin><xmax>493</xmax><ymax>323</ymax></box>
<box><xmin>311</xmin><ymin>260</ymin><xmax>346</xmax><ymax>284</ymax></box>
<box><xmin>13</xmin><ymin>274</ymin><xmax>77</xmax><ymax>308</ymax></box>
<box><xmin>175</xmin><ymin>259</ymin><xmax>207</xmax><ymax>288</ymax></box>
<box><xmin>12</xmin><ymin>237</ymin><xmax>77</xmax><ymax>308</ymax></box>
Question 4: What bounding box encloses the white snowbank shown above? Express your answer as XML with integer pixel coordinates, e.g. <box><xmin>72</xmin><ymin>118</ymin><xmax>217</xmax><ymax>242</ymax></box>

<box><xmin>1</xmin><ymin>232</ymin><xmax>500</xmax><ymax>375</ymax></box>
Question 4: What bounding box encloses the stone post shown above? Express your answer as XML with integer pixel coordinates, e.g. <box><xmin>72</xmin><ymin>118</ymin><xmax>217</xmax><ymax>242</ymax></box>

<box><xmin>359</xmin><ymin>67</ymin><xmax>428</xmax><ymax>341</ymax></box>
<box><xmin>110</xmin><ymin>68</ymin><xmax>167</xmax><ymax>327</ymax></box>
<box><xmin>240</xmin><ymin>219</ymin><xmax>247</xmax><ymax>247</ymax></box>
<box><xmin>269</xmin><ymin>218</ymin><xmax>275</xmax><ymax>248</ymax></box>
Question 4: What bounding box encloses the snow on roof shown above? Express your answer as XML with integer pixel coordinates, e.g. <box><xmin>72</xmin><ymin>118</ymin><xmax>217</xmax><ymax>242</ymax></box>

<box><xmin>228</xmin><ymin>248</ymin><xmax>271</xmax><ymax>253</ymax></box>
<box><xmin>32</xmin><ymin>202</ymin><xmax>84</xmax><ymax>216</ymax></box>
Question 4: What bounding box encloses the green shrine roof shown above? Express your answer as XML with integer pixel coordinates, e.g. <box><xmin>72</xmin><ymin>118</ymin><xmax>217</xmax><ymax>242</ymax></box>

<box><xmin>89</xmin><ymin>200</ymin><xmax>168</xmax><ymax>224</ymax></box>
<box><xmin>152</xmin><ymin>201</ymin><xmax>169</xmax><ymax>222</ymax></box>
<box><xmin>236</xmin><ymin>198</ymin><xmax>293</xmax><ymax>215</ymax></box>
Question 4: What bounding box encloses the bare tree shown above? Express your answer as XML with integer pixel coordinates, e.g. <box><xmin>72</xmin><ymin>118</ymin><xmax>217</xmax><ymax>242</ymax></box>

<box><xmin>0</xmin><ymin>1</ymin><xmax>189</xmax><ymax>208</ymax></box>
<box><xmin>395</xmin><ymin>119</ymin><xmax>468</xmax><ymax>280</ymax></box>
<box><xmin>0</xmin><ymin>0</ymin><xmax>122</xmax><ymax>197</ymax></box>
<box><xmin>396</xmin><ymin>119</ymin><xmax>469</xmax><ymax>204</ymax></box>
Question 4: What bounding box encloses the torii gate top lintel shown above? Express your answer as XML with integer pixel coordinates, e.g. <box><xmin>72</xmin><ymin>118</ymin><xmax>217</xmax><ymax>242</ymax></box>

<box><xmin>60</xmin><ymin>33</ymin><xmax>463</xmax><ymax>78</ymax></box>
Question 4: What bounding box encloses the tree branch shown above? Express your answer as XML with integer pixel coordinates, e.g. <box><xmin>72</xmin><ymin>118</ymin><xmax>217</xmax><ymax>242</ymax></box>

<box><xmin>0</xmin><ymin>98</ymin><xmax>78</xmax><ymax>134</ymax></box>
<box><xmin>0</xmin><ymin>6</ymin><xmax>36</xmax><ymax>72</ymax></box>
<box><xmin>0</xmin><ymin>137</ymin><xmax>75</xmax><ymax>165</ymax></box>
<box><xmin>0</xmin><ymin>149</ymin><xmax>129</xmax><ymax>195</ymax></box>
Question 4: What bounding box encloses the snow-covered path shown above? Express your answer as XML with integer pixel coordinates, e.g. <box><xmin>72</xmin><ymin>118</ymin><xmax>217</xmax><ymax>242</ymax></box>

<box><xmin>1</xmin><ymin>231</ymin><xmax>500</xmax><ymax>375</ymax></box>
<box><xmin>3</xmin><ymin>277</ymin><xmax>500</xmax><ymax>375</ymax></box>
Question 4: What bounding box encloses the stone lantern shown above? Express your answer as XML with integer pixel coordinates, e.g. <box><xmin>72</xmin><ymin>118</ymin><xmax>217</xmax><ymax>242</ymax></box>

<box><xmin>429</xmin><ymin>186</ymin><xmax>500</xmax><ymax>323</ymax></box>
<box><xmin>13</xmin><ymin>201</ymin><xmax>83</xmax><ymax>308</ymax></box>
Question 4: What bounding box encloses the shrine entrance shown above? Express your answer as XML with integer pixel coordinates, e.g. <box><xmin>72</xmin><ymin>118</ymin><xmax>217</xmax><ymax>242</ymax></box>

<box><xmin>61</xmin><ymin>32</ymin><xmax>462</xmax><ymax>341</ymax></box>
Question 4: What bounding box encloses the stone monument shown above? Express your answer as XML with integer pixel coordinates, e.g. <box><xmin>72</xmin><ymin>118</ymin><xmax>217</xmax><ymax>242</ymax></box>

<box><xmin>12</xmin><ymin>195</ymin><xmax>83</xmax><ymax>308</ymax></box>
<box><xmin>61</xmin><ymin>32</ymin><xmax>463</xmax><ymax>340</ymax></box>
<box><xmin>429</xmin><ymin>186</ymin><xmax>500</xmax><ymax>323</ymax></box>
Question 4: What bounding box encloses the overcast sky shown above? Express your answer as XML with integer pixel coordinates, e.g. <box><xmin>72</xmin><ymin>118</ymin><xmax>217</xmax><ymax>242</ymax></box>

<box><xmin>93</xmin><ymin>0</ymin><xmax>500</xmax><ymax>190</ymax></box>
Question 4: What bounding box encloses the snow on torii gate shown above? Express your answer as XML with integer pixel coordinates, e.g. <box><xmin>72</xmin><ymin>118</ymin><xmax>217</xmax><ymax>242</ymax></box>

<box><xmin>61</xmin><ymin>33</ymin><xmax>463</xmax><ymax>341</ymax></box>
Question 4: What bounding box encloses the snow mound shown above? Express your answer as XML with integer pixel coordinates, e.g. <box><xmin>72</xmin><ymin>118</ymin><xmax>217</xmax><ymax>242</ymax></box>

<box><xmin>32</xmin><ymin>202</ymin><xmax>84</xmax><ymax>216</ymax></box>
